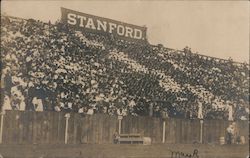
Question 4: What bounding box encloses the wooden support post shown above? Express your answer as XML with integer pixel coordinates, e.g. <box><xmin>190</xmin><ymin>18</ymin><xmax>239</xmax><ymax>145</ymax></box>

<box><xmin>200</xmin><ymin>119</ymin><xmax>204</xmax><ymax>144</ymax></box>
<box><xmin>118</xmin><ymin>115</ymin><xmax>123</xmax><ymax>135</ymax></box>
<box><xmin>64</xmin><ymin>113</ymin><xmax>70</xmax><ymax>144</ymax></box>
<box><xmin>0</xmin><ymin>111</ymin><xmax>5</xmax><ymax>144</ymax></box>
<box><xmin>162</xmin><ymin>120</ymin><xmax>166</xmax><ymax>143</ymax></box>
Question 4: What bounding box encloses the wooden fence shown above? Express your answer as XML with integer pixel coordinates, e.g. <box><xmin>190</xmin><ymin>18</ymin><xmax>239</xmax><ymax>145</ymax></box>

<box><xmin>0</xmin><ymin>111</ymin><xmax>248</xmax><ymax>144</ymax></box>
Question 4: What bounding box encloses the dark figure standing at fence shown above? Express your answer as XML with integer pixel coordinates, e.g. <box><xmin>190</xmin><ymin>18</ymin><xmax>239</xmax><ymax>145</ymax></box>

<box><xmin>113</xmin><ymin>132</ymin><xmax>120</xmax><ymax>144</ymax></box>
<box><xmin>226</xmin><ymin>125</ymin><xmax>234</xmax><ymax>144</ymax></box>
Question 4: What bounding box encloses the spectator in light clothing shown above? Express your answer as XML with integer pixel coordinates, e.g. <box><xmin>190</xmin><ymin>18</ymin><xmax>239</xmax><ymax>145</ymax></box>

<box><xmin>19</xmin><ymin>99</ymin><xmax>26</xmax><ymax>111</ymax></box>
<box><xmin>2</xmin><ymin>95</ymin><xmax>12</xmax><ymax>111</ymax></box>
<box><xmin>78</xmin><ymin>107</ymin><xmax>84</xmax><ymax>114</ymax></box>
<box><xmin>54</xmin><ymin>105</ymin><xmax>61</xmax><ymax>112</ymax></box>
<box><xmin>87</xmin><ymin>107</ymin><xmax>94</xmax><ymax>115</ymax></box>
<box><xmin>32</xmin><ymin>97</ymin><xmax>44</xmax><ymax>112</ymax></box>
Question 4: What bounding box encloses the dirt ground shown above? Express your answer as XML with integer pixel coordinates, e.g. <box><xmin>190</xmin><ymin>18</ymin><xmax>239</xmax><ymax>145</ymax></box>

<box><xmin>0</xmin><ymin>143</ymin><xmax>248</xmax><ymax>158</ymax></box>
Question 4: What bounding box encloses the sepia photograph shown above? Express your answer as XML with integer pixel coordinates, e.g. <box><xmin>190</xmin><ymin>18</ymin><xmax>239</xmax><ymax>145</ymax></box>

<box><xmin>0</xmin><ymin>0</ymin><xmax>249</xmax><ymax>158</ymax></box>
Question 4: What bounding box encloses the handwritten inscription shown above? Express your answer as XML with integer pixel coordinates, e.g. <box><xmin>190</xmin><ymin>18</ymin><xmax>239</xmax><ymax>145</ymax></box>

<box><xmin>170</xmin><ymin>149</ymin><xmax>199</xmax><ymax>158</ymax></box>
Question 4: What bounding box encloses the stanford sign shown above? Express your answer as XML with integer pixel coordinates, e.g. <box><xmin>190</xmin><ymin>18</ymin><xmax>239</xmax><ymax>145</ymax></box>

<box><xmin>61</xmin><ymin>8</ymin><xmax>147</xmax><ymax>42</ymax></box>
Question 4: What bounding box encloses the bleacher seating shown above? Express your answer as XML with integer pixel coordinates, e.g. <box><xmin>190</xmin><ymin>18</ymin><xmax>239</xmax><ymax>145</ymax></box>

<box><xmin>1</xmin><ymin>15</ymin><xmax>249</xmax><ymax>121</ymax></box>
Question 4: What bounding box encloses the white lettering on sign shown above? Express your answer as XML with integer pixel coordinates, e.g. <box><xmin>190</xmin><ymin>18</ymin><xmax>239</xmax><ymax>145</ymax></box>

<box><xmin>109</xmin><ymin>22</ymin><xmax>117</xmax><ymax>33</ymax></box>
<box><xmin>97</xmin><ymin>20</ymin><xmax>107</xmax><ymax>32</ymax></box>
<box><xmin>61</xmin><ymin>8</ymin><xmax>147</xmax><ymax>42</ymax></box>
<box><xmin>77</xmin><ymin>15</ymin><xmax>87</xmax><ymax>27</ymax></box>
<box><xmin>67</xmin><ymin>13</ymin><xmax>77</xmax><ymax>25</ymax></box>
<box><xmin>125</xmin><ymin>27</ymin><xmax>133</xmax><ymax>38</ymax></box>
<box><xmin>86</xmin><ymin>18</ymin><xmax>96</xmax><ymax>30</ymax></box>
<box><xmin>134</xmin><ymin>28</ymin><xmax>142</xmax><ymax>39</ymax></box>
<box><xmin>117</xmin><ymin>25</ymin><xmax>125</xmax><ymax>36</ymax></box>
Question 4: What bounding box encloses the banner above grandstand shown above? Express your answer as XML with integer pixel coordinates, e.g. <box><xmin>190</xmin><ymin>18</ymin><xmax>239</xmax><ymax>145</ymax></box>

<box><xmin>61</xmin><ymin>8</ymin><xmax>147</xmax><ymax>43</ymax></box>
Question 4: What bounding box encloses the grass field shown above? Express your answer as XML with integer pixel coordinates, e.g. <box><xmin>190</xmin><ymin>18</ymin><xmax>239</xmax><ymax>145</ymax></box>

<box><xmin>0</xmin><ymin>143</ymin><xmax>249</xmax><ymax>158</ymax></box>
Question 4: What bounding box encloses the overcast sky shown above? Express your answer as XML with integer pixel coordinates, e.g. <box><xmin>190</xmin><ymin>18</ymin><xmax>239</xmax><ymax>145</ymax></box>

<box><xmin>1</xmin><ymin>1</ymin><xmax>249</xmax><ymax>63</ymax></box>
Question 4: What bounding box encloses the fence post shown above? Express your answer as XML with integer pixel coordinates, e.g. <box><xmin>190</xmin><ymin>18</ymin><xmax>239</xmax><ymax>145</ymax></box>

<box><xmin>0</xmin><ymin>111</ymin><xmax>6</xmax><ymax>144</ymax></box>
<box><xmin>64</xmin><ymin>113</ymin><xmax>70</xmax><ymax>144</ymax></box>
<box><xmin>118</xmin><ymin>115</ymin><xmax>123</xmax><ymax>134</ymax></box>
<box><xmin>200</xmin><ymin>119</ymin><xmax>204</xmax><ymax>144</ymax></box>
<box><xmin>162</xmin><ymin>120</ymin><xmax>166</xmax><ymax>143</ymax></box>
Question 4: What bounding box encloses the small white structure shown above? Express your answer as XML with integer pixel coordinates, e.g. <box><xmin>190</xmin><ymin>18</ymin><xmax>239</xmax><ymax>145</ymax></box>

<box><xmin>143</xmin><ymin>137</ymin><xmax>152</xmax><ymax>145</ymax></box>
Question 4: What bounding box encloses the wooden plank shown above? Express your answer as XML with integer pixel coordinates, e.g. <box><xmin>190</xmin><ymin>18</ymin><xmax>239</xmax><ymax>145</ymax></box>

<box><xmin>102</xmin><ymin>115</ymin><xmax>108</xmax><ymax>143</ymax></box>
<box><xmin>47</xmin><ymin>112</ymin><xmax>52</xmax><ymax>144</ymax></box>
<box><xmin>98</xmin><ymin>114</ymin><xmax>103</xmax><ymax>144</ymax></box>
<box><xmin>173</xmin><ymin>118</ymin><xmax>177</xmax><ymax>143</ymax></box>
<box><xmin>87</xmin><ymin>115</ymin><xmax>92</xmax><ymax>143</ymax></box>
<box><xmin>93</xmin><ymin>115</ymin><xmax>98</xmax><ymax>143</ymax></box>
<box><xmin>3</xmin><ymin>111</ymin><xmax>11</xmax><ymax>144</ymax></box>
<box><xmin>50</xmin><ymin>112</ymin><xmax>55</xmax><ymax>144</ymax></box>
<box><xmin>110</xmin><ymin>115</ymin><xmax>117</xmax><ymax>143</ymax></box>
<box><xmin>81</xmin><ymin>116</ymin><xmax>88</xmax><ymax>143</ymax></box>
<box><xmin>181</xmin><ymin>119</ymin><xmax>185</xmax><ymax>143</ymax></box>
<box><xmin>14</xmin><ymin>111</ymin><xmax>19</xmax><ymax>144</ymax></box>
<box><xmin>18</xmin><ymin>112</ymin><xmax>23</xmax><ymax>144</ymax></box>
<box><xmin>45</xmin><ymin>112</ymin><xmax>50</xmax><ymax>144</ymax></box>
<box><xmin>57</xmin><ymin>112</ymin><xmax>63</xmax><ymax>144</ymax></box>
<box><xmin>5</xmin><ymin>111</ymin><xmax>11</xmax><ymax>144</ymax></box>
<box><xmin>73</xmin><ymin>114</ymin><xmax>80</xmax><ymax>144</ymax></box>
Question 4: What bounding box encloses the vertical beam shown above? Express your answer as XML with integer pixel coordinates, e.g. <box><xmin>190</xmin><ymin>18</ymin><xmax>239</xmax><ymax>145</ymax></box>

<box><xmin>0</xmin><ymin>111</ymin><xmax>5</xmax><ymax>144</ymax></box>
<box><xmin>118</xmin><ymin>116</ymin><xmax>123</xmax><ymax>135</ymax></box>
<box><xmin>118</xmin><ymin>119</ymin><xmax>121</xmax><ymax>134</ymax></box>
<box><xmin>200</xmin><ymin>119</ymin><xmax>203</xmax><ymax>144</ymax></box>
<box><xmin>162</xmin><ymin>120</ymin><xmax>166</xmax><ymax>143</ymax></box>
<box><xmin>64</xmin><ymin>113</ymin><xmax>70</xmax><ymax>144</ymax></box>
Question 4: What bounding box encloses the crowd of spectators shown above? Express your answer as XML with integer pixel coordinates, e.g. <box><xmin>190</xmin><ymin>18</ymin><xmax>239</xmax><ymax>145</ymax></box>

<box><xmin>1</xmin><ymin>16</ymin><xmax>249</xmax><ymax>120</ymax></box>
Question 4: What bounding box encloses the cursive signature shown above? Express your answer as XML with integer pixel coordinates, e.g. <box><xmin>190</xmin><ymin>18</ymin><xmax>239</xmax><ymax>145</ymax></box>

<box><xmin>170</xmin><ymin>149</ymin><xmax>199</xmax><ymax>158</ymax></box>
